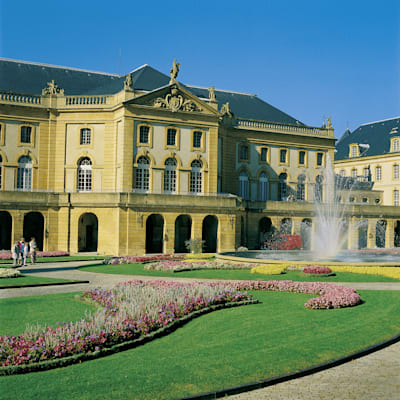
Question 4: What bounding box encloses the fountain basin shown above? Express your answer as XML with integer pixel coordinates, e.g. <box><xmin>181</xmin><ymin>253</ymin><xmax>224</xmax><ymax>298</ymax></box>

<box><xmin>217</xmin><ymin>250</ymin><xmax>400</xmax><ymax>267</ymax></box>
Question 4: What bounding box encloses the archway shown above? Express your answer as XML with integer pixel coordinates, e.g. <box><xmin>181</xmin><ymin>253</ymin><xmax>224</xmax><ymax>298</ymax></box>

<box><xmin>174</xmin><ymin>215</ymin><xmax>192</xmax><ymax>253</ymax></box>
<box><xmin>280</xmin><ymin>218</ymin><xmax>292</xmax><ymax>234</ymax></box>
<box><xmin>0</xmin><ymin>211</ymin><xmax>12</xmax><ymax>250</ymax></box>
<box><xmin>395</xmin><ymin>221</ymin><xmax>400</xmax><ymax>247</ymax></box>
<box><xmin>78</xmin><ymin>213</ymin><xmax>98</xmax><ymax>252</ymax></box>
<box><xmin>376</xmin><ymin>220</ymin><xmax>387</xmax><ymax>248</ymax></box>
<box><xmin>146</xmin><ymin>214</ymin><xmax>164</xmax><ymax>253</ymax></box>
<box><xmin>202</xmin><ymin>215</ymin><xmax>218</xmax><ymax>253</ymax></box>
<box><xmin>358</xmin><ymin>220</ymin><xmax>368</xmax><ymax>249</ymax></box>
<box><xmin>300</xmin><ymin>219</ymin><xmax>312</xmax><ymax>250</ymax></box>
<box><xmin>23</xmin><ymin>212</ymin><xmax>44</xmax><ymax>251</ymax></box>
<box><xmin>259</xmin><ymin>217</ymin><xmax>273</xmax><ymax>248</ymax></box>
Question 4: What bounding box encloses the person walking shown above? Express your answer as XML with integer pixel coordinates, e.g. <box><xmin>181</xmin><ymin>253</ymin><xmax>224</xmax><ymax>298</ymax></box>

<box><xmin>29</xmin><ymin>237</ymin><xmax>37</xmax><ymax>264</ymax></box>
<box><xmin>12</xmin><ymin>241</ymin><xmax>20</xmax><ymax>267</ymax></box>
<box><xmin>22</xmin><ymin>241</ymin><xmax>29</xmax><ymax>266</ymax></box>
<box><xmin>18</xmin><ymin>238</ymin><xmax>25</xmax><ymax>266</ymax></box>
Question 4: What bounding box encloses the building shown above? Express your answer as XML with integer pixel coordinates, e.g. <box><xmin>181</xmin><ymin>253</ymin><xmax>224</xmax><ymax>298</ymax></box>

<box><xmin>0</xmin><ymin>57</ymin><xmax>397</xmax><ymax>255</ymax></box>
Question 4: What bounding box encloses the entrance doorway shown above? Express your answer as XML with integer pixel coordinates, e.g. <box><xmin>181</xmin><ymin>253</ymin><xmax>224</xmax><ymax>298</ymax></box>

<box><xmin>23</xmin><ymin>212</ymin><xmax>44</xmax><ymax>250</ymax></box>
<box><xmin>0</xmin><ymin>211</ymin><xmax>12</xmax><ymax>250</ymax></box>
<box><xmin>78</xmin><ymin>213</ymin><xmax>98</xmax><ymax>252</ymax></box>
<box><xmin>146</xmin><ymin>214</ymin><xmax>164</xmax><ymax>253</ymax></box>
<box><xmin>202</xmin><ymin>215</ymin><xmax>218</xmax><ymax>253</ymax></box>
<box><xmin>174</xmin><ymin>215</ymin><xmax>192</xmax><ymax>253</ymax></box>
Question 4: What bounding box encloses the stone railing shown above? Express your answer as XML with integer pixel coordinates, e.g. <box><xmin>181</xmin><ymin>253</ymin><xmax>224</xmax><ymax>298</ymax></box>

<box><xmin>0</xmin><ymin>91</ymin><xmax>41</xmax><ymax>105</ymax></box>
<box><xmin>65</xmin><ymin>95</ymin><xmax>110</xmax><ymax>106</ymax></box>
<box><xmin>236</xmin><ymin>118</ymin><xmax>333</xmax><ymax>138</ymax></box>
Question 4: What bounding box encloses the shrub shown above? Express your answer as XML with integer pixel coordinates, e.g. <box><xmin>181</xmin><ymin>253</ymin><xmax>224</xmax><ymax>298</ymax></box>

<box><xmin>250</xmin><ymin>265</ymin><xmax>286</xmax><ymax>275</ymax></box>
<box><xmin>303</xmin><ymin>265</ymin><xmax>333</xmax><ymax>275</ymax></box>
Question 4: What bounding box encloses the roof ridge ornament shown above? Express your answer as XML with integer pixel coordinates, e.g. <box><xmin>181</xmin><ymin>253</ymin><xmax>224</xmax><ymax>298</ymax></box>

<box><xmin>323</xmin><ymin>116</ymin><xmax>333</xmax><ymax>129</ymax></box>
<box><xmin>208</xmin><ymin>85</ymin><xmax>216</xmax><ymax>101</ymax></box>
<box><xmin>42</xmin><ymin>80</ymin><xmax>64</xmax><ymax>96</ymax></box>
<box><xmin>169</xmin><ymin>59</ymin><xmax>180</xmax><ymax>84</ymax></box>
<box><xmin>220</xmin><ymin>102</ymin><xmax>233</xmax><ymax>117</ymax></box>
<box><xmin>124</xmin><ymin>73</ymin><xmax>133</xmax><ymax>90</ymax></box>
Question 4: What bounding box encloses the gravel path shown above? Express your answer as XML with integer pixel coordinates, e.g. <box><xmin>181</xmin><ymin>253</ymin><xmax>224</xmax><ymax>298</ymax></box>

<box><xmin>1</xmin><ymin>261</ymin><xmax>400</xmax><ymax>399</ymax></box>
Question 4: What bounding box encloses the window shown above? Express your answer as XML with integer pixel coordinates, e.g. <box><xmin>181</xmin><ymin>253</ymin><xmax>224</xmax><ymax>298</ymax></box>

<box><xmin>363</xmin><ymin>167</ymin><xmax>370</xmax><ymax>181</ymax></box>
<box><xmin>297</xmin><ymin>174</ymin><xmax>306</xmax><ymax>201</ymax></box>
<box><xmin>298</xmin><ymin>151</ymin><xmax>306</xmax><ymax>166</ymax></box>
<box><xmin>394</xmin><ymin>190</ymin><xmax>399</xmax><ymax>206</ymax></box>
<box><xmin>20</xmin><ymin>126</ymin><xmax>32</xmax><ymax>144</ymax></box>
<box><xmin>316</xmin><ymin>152</ymin><xmax>324</xmax><ymax>166</ymax></box>
<box><xmin>258</xmin><ymin>172</ymin><xmax>268</xmax><ymax>201</ymax></box>
<box><xmin>77</xmin><ymin>157</ymin><xmax>92</xmax><ymax>192</ymax></box>
<box><xmin>362</xmin><ymin>198</ymin><xmax>368</xmax><ymax>203</ymax></box>
<box><xmin>280</xmin><ymin>149</ymin><xmax>287</xmax><ymax>164</ymax></box>
<box><xmin>239</xmin><ymin>145</ymin><xmax>249</xmax><ymax>161</ymax></box>
<box><xmin>17</xmin><ymin>155</ymin><xmax>32</xmax><ymax>191</ymax></box>
<box><xmin>238</xmin><ymin>170</ymin><xmax>249</xmax><ymax>200</ymax></box>
<box><xmin>260</xmin><ymin>147</ymin><xmax>268</xmax><ymax>162</ymax></box>
<box><xmin>139</xmin><ymin>126</ymin><xmax>149</xmax><ymax>144</ymax></box>
<box><xmin>190</xmin><ymin>160</ymin><xmax>202</xmax><ymax>193</ymax></box>
<box><xmin>278</xmin><ymin>173</ymin><xmax>287</xmax><ymax>200</ymax></box>
<box><xmin>0</xmin><ymin>154</ymin><xmax>2</xmax><ymax>189</ymax></box>
<box><xmin>392</xmin><ymin>139</ymin><xmax>399</xmax><ymax>152</ymax></box>
<box><xmin>394</xmin><ymin>165</ymin><xmax>399</xmax><ymax>180</ymax></box>
<box><xmin>349</xmin><ymin>197</ymin><xmax>355</xmax><ymax>203</ymax></box>
<box><xmin>167</xmin><ymin>128</ymin><xmax>176</xmax><ymax>146</ymax></box>
<box><xmin>315</xmin><ymin>175</ymin><xmax>323</xmax><ymax>202</ymax></box>
<box><xmin>80</xmin><ymin>128</ymin><xmax>91</xmax><ymax>145</ymax></box>
<box><xmin>164</xmin><ymin>158</ymin><xmax>177</xmax><ymax>193</ymax></box>
<box><xmin>193</xmin><ymin>131</ymin><xmax>202</xmax><ymax>149</ymax></box>
<box><xmin>351</xmin><ymin>169</ymin><xmax>357</xmax><ymax>178</ymax></box>
<box><xmin>340</xmin><ymin>169</ymin><xmax>345</xmax><ymax>177</ymax></box>
<box><xmin>351</xmin><ymin>145</ymin><xmax>358</xmax><ymax>157</ymax></box>
<box><xmin>135</xmin><ymin>156</ymin><xmax>150</xmax><ymax>192</ymax></box>
<box><xmin>376</xmin><ymin>166</ymin><xmax>382</xmax><ymax>181</ymax></box>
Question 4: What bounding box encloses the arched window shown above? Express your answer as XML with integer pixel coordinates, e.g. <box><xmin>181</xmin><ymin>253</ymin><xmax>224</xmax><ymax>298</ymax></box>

<box><xmin>77</xmin><ymin>157</ymin><xmax>92</xmax><ymax>192</ymax></box>
<box><xmin>135</xmin><ymin>156</ymin><xmax>150</xmax><ymax>192</ymax></box>
<box><xmin>278</xmin><ymin>173</ymin><xmax>287</xmax><ymax>201</ymax></box>
<box><xmin>315</xmin><ymin>174</ymin><xmax>323</xmax><ymax>202</ymax></box>
<box><xmin>258</xmin><ymin>172</ymin><xmax>268</xmax><ymax>201</ymax></box>
<box><xmin>190</xmin><ymin>160</ymin><xmax>202</xmax><ymax>193</ymax></box>
<box><xmin>238</xmin><ymin>170</ymin><xmax>249</xmax><ymax>200</ymax></box>
<box><xmin>297</xmin><ymin>174</ymin><xmax>306</xmax><ymax>200</ymax></box>
<box><xmin>164</xmin><ymin>158</ymin><xmax>177</xmax><ymax>193</ymax></box>
<box><xmin>0</xmin><ymin>154</ymin><xmax>2</xmax><ymax>189</ymax></box>
<box><xmin>17</xmin><ymin>155</ymin><xmax>32</xmax><ymax>191</ymax></box>
<box><xmin>80</xmin><ymin>128</ymin><xmax>91</xmax><ymax>145</ymax></box>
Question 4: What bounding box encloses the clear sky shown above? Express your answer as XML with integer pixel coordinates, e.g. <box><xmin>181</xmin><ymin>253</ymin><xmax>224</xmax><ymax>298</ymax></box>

<box><xmin>0</xmin><ymin>0</ymin><xmax>399</xmax><ymax>138</ymax></box>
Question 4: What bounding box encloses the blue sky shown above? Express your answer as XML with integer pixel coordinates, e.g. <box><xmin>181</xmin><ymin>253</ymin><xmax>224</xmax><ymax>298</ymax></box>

<box><xmin>0</xmin><ymin>0</ymin><xmax>399</xmax><ymax>137</ymax></box>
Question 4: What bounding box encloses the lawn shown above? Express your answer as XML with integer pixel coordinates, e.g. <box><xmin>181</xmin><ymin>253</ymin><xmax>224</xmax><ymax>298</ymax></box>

<box><xmin>0</xmin><ymin>275</ymin><xmax>80</xmax><ymax>288</ymax></box>
<box><xmin>0</xmin><ymin>289</ymin><xmax>399</xmax><ymax>399</ymax></box>
<box><xmin>79</xmin><ymin>262</ymin><xmax>399</xmax><ymax>282</ymax></box>
<box><xmin>0</xmin><ymin>255</ymin><xmax>105</xmax><ymax>265</ymax></box>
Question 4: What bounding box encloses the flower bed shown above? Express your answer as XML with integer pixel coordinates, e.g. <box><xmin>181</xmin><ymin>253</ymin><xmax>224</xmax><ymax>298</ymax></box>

<box><xmin>103</xmin><ymin>254</ymin><xmax>185</xmax><ymax>265</ymax></box>
<box><xmin>0</xmin><ymin>251</ymin><xmax>69</xmax><ymax>261</ymax></box>
<box><xmin>303</xmin><ymin>265</ymin><xmax>333</xmax><ymax>275</ymax></box>
<box><xmin>184</xmin><ymin>253</ymin><xmax>215</xmax><ymax>260</ymax></box>
<box><xmin>0</xmin><ymin>268</ymin><xmax>21</xmax><ymax>278</ymax></box>
<box><xmin>329</xmin><ymin>265</ymin><xmax>400</xmax><ymax>280</ymax></box>
<box><xmin>250</xmin><ymin>265</ymin><xmax>287</xmax><ymax>275</ymax></box>
<box><xmin>144</xmin><ymin>260</ymin><xmax>255</xmax><ymax>272</ymax></box>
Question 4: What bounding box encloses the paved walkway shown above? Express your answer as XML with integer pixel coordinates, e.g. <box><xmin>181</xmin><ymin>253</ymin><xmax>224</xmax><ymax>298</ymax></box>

<box><xmin>1</xmin><ymin>261</ymin><xmax>400</xmax><ymax>399</ymax></box>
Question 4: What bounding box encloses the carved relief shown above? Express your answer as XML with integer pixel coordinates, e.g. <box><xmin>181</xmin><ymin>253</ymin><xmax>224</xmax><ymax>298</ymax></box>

<box><xmin>42</xmin><ymin>80</ymin><xmax>64</xmax><ymax>96</ymax></box>
<box><xmin>152</xmin><ymin>86</ymin><xmax>202</xmax><ymax>113</ymax></box>
<box><xmin>220</xmin><ymin>102</ymin><xmax>233</xmax><ymax>117</ymax></box>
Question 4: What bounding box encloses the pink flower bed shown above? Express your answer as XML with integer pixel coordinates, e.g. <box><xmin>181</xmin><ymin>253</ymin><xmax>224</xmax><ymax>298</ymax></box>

<box><xmin>0</xmin><ymin>251</ymin><xmax>69</xmax><ymax>260</ymax></box>
<box><xmin>104</xmin><ymin>254</ymin><xmax>185</xmax><ymax>265</ymax></box>
<box><xmin>303</xmin><ymin>265</ymin><xmax>333</xmax><ymax>275</ymax></box>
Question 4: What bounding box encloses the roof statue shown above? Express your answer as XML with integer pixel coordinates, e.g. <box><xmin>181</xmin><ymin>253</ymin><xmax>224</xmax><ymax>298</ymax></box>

<box><xmin>324</xmin><ymin>116</ymin><xmax>333</xmax><ymax>129</ymax></box>
<box><xmin>169</xmin><ymin>59</ymin><xmax>181</xmax><ymax>84</ymax></box>
<box><xmin>220</xmin><ymin>102</ymin><xmax>233</xmax><ymax>117</ymax></box>
<box><xmin>208</xmin><ymin>85</ymin><xmax>216</xmax><ymax>101</ymax></box>
<box><xmin>124</xmin><ymin>73</ymin><xmax>133</xmax><ymax>90</ymax></box>
<box><xmin>42</xmin><ymin>80</ymin><xmax>64</xmax><ymax>96</ymax></box>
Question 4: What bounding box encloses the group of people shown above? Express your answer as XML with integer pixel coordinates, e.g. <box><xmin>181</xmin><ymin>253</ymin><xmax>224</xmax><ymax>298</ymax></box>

<box><xmin>11</xmin><ymin>237</ymin><xmax>37</xmax><ymax>267</ymax></box>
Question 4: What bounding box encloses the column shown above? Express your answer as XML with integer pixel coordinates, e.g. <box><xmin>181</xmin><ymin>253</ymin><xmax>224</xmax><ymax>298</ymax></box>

<box><xmin>367</xmin><ymin>219</ymin><xmax>377</xmax><ymax>249</ymax></box>
<box><xmin>385</xmin><ymin>219</ymin><xmax>395</xmax><ymax>248</ymax></box>
<box><xmin>348</xmin><ymin>218</ymin><xmax>359</xmax><ymax>250</ymax></box>
<box><xmin>163</xmin><ymin>213</ymin><xmax>176</xmax><ymax>254</ymax></box>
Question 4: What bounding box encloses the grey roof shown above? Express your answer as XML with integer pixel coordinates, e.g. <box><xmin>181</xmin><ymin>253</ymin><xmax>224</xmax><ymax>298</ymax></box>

<box><xmin>335</xmin><ymin>117</ymin><xmax>400</xmax><ymax>161</ymax></box>
<box><xmin>0</xmin><ymin>57</ymin><xmax>302</xmax><ymax>124</ymax></box>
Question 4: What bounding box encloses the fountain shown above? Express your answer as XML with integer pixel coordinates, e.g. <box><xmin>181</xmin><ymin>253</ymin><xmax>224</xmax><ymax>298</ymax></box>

<box><xmin>219</xmin><ymin>157</ymin><xmax>400</xmax><ymax>266</ymax></box>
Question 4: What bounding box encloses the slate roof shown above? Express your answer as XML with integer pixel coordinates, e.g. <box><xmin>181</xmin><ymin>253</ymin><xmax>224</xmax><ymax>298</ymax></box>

<box><xmin>335</xmin><ymin>117</ymin><xmax>400</xmax><ymax>161</ymax></box>
<box><xmin>0</xmin><ymin>57</ymin><xmax>302</xmax><ymax>124</ymax></box>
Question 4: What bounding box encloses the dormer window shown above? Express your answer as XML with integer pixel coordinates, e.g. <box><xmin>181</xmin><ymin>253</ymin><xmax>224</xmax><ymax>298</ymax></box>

<box><xmin>391</xmin><ymin>138</ymin><xmax>399</xmax><ymax>152</ymax></box>
<box><xmin>349</xmin><ymin>144</ymin><xmax>359</xmax><ymax>158</ymax></box>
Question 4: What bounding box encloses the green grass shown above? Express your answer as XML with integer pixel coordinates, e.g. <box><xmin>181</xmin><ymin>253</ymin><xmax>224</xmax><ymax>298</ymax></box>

<box><xmin>0</xmin><ymin>289</ymin><xmax>399</xmax><ymax>399</ymax></box>
<box><xmin>0</xmin><ymin>292</ymin><xmax>96</xmax><ymax>336</ymax></box>
<box><xmin>0</xmin><ymin>255</ymin><xmax>105</xmax><ymax>265</ymax></box>
<box><xmin>0</xmin><ymin>275</ymin><xmax>80</xmax><ymax>288</ymax></box>
<box><xmin>79</xmin><ymin>262</ymin><xmax>399</xmax><ymax>282</ymax></box>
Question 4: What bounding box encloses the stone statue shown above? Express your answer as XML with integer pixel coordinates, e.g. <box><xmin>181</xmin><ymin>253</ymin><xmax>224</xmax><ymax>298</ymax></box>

<box><xmin>208</xmin><ymin>85</ymin><xmax>216</xmax><ymax>101</ymax></box>
<box><xmin>124</xmin><ymin>73</ymin><xmax>133</xmax><ymax>90</ymax></box>
<box><xmin>169</xmin><ymin>59</ymin><xmax>181</xmax><ymax>84</ymax></box>
<box><xmin>220</xmin><ymin>102</ymin><xmax>233</xmax><ymax>117</ymax></box>
<box><xmin>324</xmin><ymin>116</ymin><xmax>333</xmax><ymax>129</ymax></box>
<box><xmin>42</xmin><ymin>80</ymin><xmax>64</xmax><ymax>96</ymax></box>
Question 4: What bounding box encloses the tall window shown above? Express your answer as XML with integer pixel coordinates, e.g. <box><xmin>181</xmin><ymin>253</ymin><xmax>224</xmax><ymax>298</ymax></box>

<box><xmin>0</xmin><ymin>155</ymin><xmax>2</xmax><ymax>189</ymax></box>
<box><xmin>376</xmin><ymin>166</ymin><xmax>382</xmax><ymax>181</ymax></box>
<box><xmin>363</xmin><ymin>167</ymin><xmax>370</xmax><ymax>181</ymax></box>
<box><xmin>298</xmin><ymin>151</ymin><xmax>305</xmax><ymax>165</ymax></box>
<box><xmin>238</xmin><ymin>170</ymin><xmax>249</xmax><ymax>200</ymax></box>
<box><xmin>316</xmin><ymin>152</ymin><xmax>324</xmax><ymax>166</ymax></box>
<box><xmin>164</xmin><ymin>158</ymin><xmax>177</xmax><ymax>193</ymax></box>
<box><xmin>394</xmin><ymin>165</ymin><xmax>399</xmax><ymax>180</ymax></box>
<box><xmin>393</xmin><ymin>139</ymin><xmax>399</xmax><ymax>152</ymax></box>
<box><xmin>193</xmin><ymin>131</ymin><xmax>202</xmax><ymax>149</ymax></box>
<box><xmin>139</xmin><ymin>126</ymin><xmax>149</xmax><ymax>144</ymax></box>
<box><xmin>80</xmin><ymin>128</ymin><xmax>91</xmax><ymax>145</ymax></box>
<box><xmin>278</xmin><ymin>173</ymin><xmax>287</xmax><ymax>200</ymax></box>
<box><xmin>135</xmin><ymin>156</ymin><xmax>150</xmax><ymax>192</ymax></box>
<box><xmin>280</xmin><ymin>149</ymin><xmax>287</xmax><ymax>164</ymax></box>
<box><xmin>240</xmin><ymin>145</ymin><xmax>249</xmax><ymax>161</ymax></box>
<box><xmin>351</xmin><ymin>169</ymin><xmax>357</xmax><ymax>178</ymax></box>
<box><xmin>340</xmin><ymin>169</ymin><xmax>345</xmax><ymax>177</ymax></box>
<box><xmin>351</xmin><ymin>146</ymin><xmax>358</xmax><ymax>157</ymax></box>
<box><xmin>315</xmin><ymin>174</ymin><xmax>323</xmax><ymax>202</ymax></box>
<box><xmin>297</xmin><ymin>174</ymin><xmax>306</xmax><ymax>200</ymax></box>
<box><xmin>394</xmin><ymin>190</ymin><xmax>399</xmax><ymax>206</ymax></box>
<box><xmin>167</xmin><ymin>128</ymin><xmax>176</xmax><ymax>146</ymax></box>
<box><xmin>77</xmin><ymin>157</ymin><xmax>92</xmax><ymax>192</ymax></box>
<box><xmin>17</xmin><ymin>155</ymin><xmax>32</xmax><ymax>191</ymax></box>
<box><xmin>258</xmin><ymin>172</ymin><xmax>268</xmax><ymax>201</ymax></box>
<box><xmin>190</xmin><ymin>160</ymin><xmax>202</xmax><ymax>193</ymax></box>
<box><xmin>260</xmin><ymin>147</ymin><xmax>268</xmax><ymax>162</ymax></box>
<box><xmin>20</xmin><ymin>126</ymin><xmax>32</xmax><ymax>144</ymax></box>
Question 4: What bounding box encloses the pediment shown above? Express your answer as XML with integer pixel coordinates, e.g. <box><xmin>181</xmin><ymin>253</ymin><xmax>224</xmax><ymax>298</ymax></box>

<box><xmin>125</xmin><ymin>83</ymin><xmax>219</xmax><ymax>116</ymax></box>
